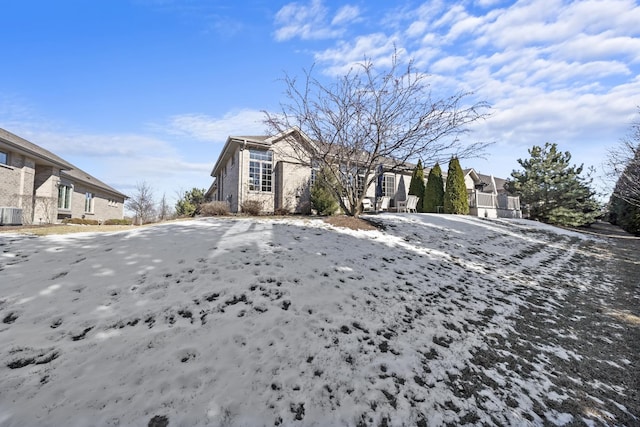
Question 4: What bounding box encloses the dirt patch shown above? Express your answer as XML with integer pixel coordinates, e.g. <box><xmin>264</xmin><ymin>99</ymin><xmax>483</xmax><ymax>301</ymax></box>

<box><xmin>323</xmin><ymin>215</ymin><xmax>380</xmax><ymax>231</ymax></box>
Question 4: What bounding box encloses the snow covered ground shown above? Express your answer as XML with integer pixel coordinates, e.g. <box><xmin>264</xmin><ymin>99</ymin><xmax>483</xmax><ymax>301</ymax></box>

<box><xmin>0</xmin><ymin>214</ymin><xmax>637</xmax><ymax>426</ymax></box>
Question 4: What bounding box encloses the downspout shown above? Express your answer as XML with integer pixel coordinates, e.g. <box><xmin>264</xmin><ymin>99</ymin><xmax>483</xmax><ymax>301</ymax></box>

<box><xmin>238</xmin><ymin>139</ymin><xmax>247</xmax><ymax>212</ymax></box>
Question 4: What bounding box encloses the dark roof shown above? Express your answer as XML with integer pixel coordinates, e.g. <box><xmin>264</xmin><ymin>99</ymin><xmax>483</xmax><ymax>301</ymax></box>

<box><xmin>0</xmin><ymin>128</ymin><xmax>127</xmax><ymax>198</ymax></box>
<box><xmin>0</xmin><ymin>128</ymin><xmax>72</xmax><ymax>169</ymax></box>
<box><xmin>60</xmin><ymin>168</ymin><xmax>127</xmax><ymax>198</ymax></box>
<box><xmin>476</xmin><ymin>172</ymin><xmax>508</xmax><ymax>193</ymax></box>
<box><xmin>232</xmin><ymin>135</ymin><xmax>270</xmax><ymax>142</ymax></box>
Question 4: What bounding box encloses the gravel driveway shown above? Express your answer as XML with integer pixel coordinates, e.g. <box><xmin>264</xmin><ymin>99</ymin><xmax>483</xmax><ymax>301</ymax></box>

<box><xmin>454</xmin><ymin>222</ymin><xmax>639</xmax><ymax>425</ymax></box>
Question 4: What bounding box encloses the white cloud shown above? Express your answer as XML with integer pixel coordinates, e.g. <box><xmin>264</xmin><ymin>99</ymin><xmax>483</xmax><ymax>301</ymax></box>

<box><xmin>554</xmin><ymin>33</ymin><xmax>640</xmax><ymax>62</ymax></box>
<box><xmin>313</xmin><ymin>33</ymin><xmax>404</xmax><ymax>75</ymax></box>
<box><xmin>406</xmin><ymin>21</ymin><xmax>427</xmax><ymax>38</ymax></box>
<box><xmin>273</xmin><ymin>0</ymin><xmax>359</xmax><ymax>41</ymax></box>
<box><xmin>164</xmin><ymin>109</ymin><xmax>267</xmax><ymax>142</ymax></box>
<box><xmin>430</xmin><ymin>55</ymin><xmax>468</xmax><ymax>73</ymax></box>
<box><xmin>331</xmin><ymin>5</ymin><xmax>360</xmax><ymax>26</ymax></box>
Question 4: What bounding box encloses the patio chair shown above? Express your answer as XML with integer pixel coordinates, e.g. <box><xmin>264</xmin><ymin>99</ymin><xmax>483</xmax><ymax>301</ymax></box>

<box><xmin>376</xmin><ymin>196</ymin><xmax>390</xmax><ymax>211</ymax></box>
<box><xmin>397</xmin><ymin>195</ymin><xmax>419</xmax><ymax>213</ymax></box>
<box><xmin>361</xmin><ymin>198</ymin><xmax>373</xmax><ymax>212</ymax></box>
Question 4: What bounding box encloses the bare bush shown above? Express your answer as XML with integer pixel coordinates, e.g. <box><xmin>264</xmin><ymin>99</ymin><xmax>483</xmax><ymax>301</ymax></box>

<box><xmin>274</xmin><ymin>207</ymin><xmax>292</xmax><ymax>216</ymax></box>
<box><xmin>103</xmin><ymin>218</ymin><xmax>133</xmax><ymax>225</ymax></box>
<box><xmin>200</xmin><ymin>201</ymin><xmax>230</xmax><ymax>216</ymax></box>
<box><xmin>241</xmin><ymin>200</ymin><xmax>263</xmax><ymax>216</ymax></box>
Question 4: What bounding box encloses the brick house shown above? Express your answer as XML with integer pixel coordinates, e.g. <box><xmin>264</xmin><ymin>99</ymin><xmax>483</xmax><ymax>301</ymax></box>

<box><xmin>206</xmin><ymin>127</ymin><xmax>521</xmax><ymax>218</ymax></box>
<box><xmin>206</xmin><ymin>128</ymin><xmax>415</xmax><ymax>214</ymax></box>
<box><xmin>0</xmin><ymin>128</ymin><xmax>126</xmax><ymax>225</ymax></box>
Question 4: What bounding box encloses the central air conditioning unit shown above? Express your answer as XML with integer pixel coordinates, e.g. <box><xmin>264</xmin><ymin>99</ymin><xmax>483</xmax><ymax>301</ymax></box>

<box><xmin>0</xmin><ymin>207</ymin><xmax>23</xmax><ymax>226</ymax></box>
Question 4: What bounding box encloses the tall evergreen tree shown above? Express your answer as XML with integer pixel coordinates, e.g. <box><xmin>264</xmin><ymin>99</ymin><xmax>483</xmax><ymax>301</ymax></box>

<box><xmin>408</xmin><ymin>160</ymin><xmax>426</xmax><ymax>212</ymax></box>
<box><xmin>506</xmin><ymin>143</ymin><xmax>600</xmax><ymax>227</ymax></box>
<box><xmin>444</xmin><ymin>157</ymin><xmax>469</xmax><ymax>214</ymax></box>
<box><xmin>423</xmin><ymin>162</ymin><xmax>444</xmax><ymax>213</ymax></box>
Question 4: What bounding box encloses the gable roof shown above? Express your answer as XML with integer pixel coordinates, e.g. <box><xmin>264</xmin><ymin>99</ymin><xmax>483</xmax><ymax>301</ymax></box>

<box><xmin>0</xmin><ymin>128</ymin><xmax>72</xmax><ymax>169</ymax></box>
<box><xmin>210</xmin><ymin>134</ymin><xmax>274</xmax><ymax>177</ymax></box>
<box><xmin>211</xmin><ymin>127</ymin><xmax>418</xmax><ymax>177</ymax></box>
<box><xmin>476</xmin><ymin>172</ymin><xmax>508</xmax><ymax>193</ymax></box>
<box><xmin>0</xmin><ymin>128</ymin><xmax>127</xmax><ymax>199</ymax></box>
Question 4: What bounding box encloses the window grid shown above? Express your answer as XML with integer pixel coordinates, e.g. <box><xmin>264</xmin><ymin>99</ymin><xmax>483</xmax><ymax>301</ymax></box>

<box><xmin>248</xmin><ymin>150</ymin><xmax>273</xmax><ymax>192</ymax></box>
<box><xmin>382</xmin><ymin>175</ymin><xmax>395</xmax><ymax>197</ymax></box>
<box><xmin>0</xmin><ymin>151</ymin><xmax>7</xmax><ymax>165</ymax></box>
<box><xmin>58</xmin><ymin>185</ymin><xmax>72</xmax><ymax>210</ymax></box>
<box><xmin>85</xmin><ymin>192</ymin><xmax>94</xmax><ymax>213</ymax></box>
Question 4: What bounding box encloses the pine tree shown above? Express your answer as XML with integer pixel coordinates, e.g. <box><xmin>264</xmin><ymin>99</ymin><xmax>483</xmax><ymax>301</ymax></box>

<box><xmin>423</xmin><ymin>163</ymin><xmax>444</xmax><ymax>213</ymax></box>
<box><xmin>506</xmin><ymin>143</ymin><xmax>600</xmax><ymax>227</ymax></box>
<box><xmin>175</xmin><ymin>188</ymin><xmax>206</xmax><ymax>217</ymax></box>
<box><xmin>444</xmin><ymin>157</ymin><xmax>469</xmax><ymax>214</ymax></box>
<box><xmin>408</xmin><ymin>160</ymin><xmax>426</xmax><ymax>212</ymax></box>
<box><xmin>310</xmin><ymin>167</ymin><xmax>339</xmax><ymax>215</ymax></box>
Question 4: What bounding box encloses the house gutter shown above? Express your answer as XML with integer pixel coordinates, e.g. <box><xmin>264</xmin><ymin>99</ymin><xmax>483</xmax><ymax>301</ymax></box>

<box><xmin>238</xmin><ymin>139</ymin><xmax>247</xmax><ymax>211</ymax></box>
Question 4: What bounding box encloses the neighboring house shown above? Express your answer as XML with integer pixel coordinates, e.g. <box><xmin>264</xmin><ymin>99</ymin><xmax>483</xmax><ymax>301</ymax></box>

<box><xmin>0</xmin><ymin>128</ymin><xmax>127</xmax><ymax>225</ymax></box>
<box><xmin>208</xmin><ymin>127</ymin><xmax>520</xmax><ymax>218</ymax></box>
<box><xmin>208</xmin><ymin>128</ymin><xmax>413</xmax><ymax>214</ymax></box>
<box><xmin>464</xmin><ymin>169</ymin><xmax>521</xmax><ymax>218</ymax></box>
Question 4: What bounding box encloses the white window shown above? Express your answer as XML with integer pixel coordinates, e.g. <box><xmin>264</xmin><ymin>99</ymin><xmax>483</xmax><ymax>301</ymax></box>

<box><xmin>85</xmin><ymin>192</ymin><xmax>94</xmax><ymax>213</ymax></box>
<box><xmin>310</xmin><ymin>160</ymin><xmax>321</xmax><ymax>186</ymax></box>
<box><xmin>249</xmin><ymin>149</ymin><xmax>273</xmax><ymax>192</ymax></box>
<box><xmin>58</xmin><ymin>184</ymin><xmax>72</xmax><ymax>210</ymax></box>
<box><xmin>0</xmin><ymin>151</ymin><xmax>7</xmax><ymax>165</ymax></box>
<box><xmin>382</xmin><ymin>175</ymin><xmax>395</xmax><ymax>197</ymax></box>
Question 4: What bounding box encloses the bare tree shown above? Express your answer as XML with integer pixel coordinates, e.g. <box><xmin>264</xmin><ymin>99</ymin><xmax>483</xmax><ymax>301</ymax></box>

<box><xmin>157</xmin><ymin>193</ymin><xmax>172</xmax><ymax>221</ymax></box>
<box><xmin>125</xmin><ymin>181</ymin><xmax>156</xmax><ymax>225</ymax></box>
<box><xmin>264</xmin><ymin>53</ymin><xmax>490</xmax><ymax>216</ymax></box>
<box><xmin>34</xmin><ymin>196</ymin><xmax>58</xmax><ymax>224</ymax></box>
<box><xmin>606</xmin><ymin>109</ymin><xmax>640</xmax><ymax>207</ymax></box>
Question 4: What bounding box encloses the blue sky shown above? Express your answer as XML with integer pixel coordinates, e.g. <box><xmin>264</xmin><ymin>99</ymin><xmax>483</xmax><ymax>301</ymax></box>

<box><xmin>2</xmin><ymin>0</ymin><xmax>639</xmax><ymax>206</ymax></box>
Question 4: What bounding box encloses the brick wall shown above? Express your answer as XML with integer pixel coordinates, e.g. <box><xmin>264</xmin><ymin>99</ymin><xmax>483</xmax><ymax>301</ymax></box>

<box><xmin>0</xmin><ymin>153</ymin><xmax>36</xmax><ymax>224</ymax></box>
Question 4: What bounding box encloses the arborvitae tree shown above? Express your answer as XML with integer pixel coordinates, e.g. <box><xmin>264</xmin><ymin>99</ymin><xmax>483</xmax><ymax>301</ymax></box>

<box><xmin>423</xmin><ymin>162</ymin><xmax>444</xmax><ymax>213</ymax></box>
<box><xmin>408</xmin><ymin>160</ymin><xmax>426</xmax><ymax>212</ymax></box>
<box><xmin>310</xmin><ymin>167</ymin><xmax>339</xmax><ymax>215</ymax></box>
<box><xmin>444</xmin><ymin>157</ymin><xmax>469</xmax><ymax>214</ymax></box>
<box><xmin>506</xmin><ymin>142</ymin><xmax>600</xmax><ymax>227</ymax></box>
<box><xmin>175</xmin><ymin>188</ymin><xmax>206</xmax><ymax>217</ymax></box>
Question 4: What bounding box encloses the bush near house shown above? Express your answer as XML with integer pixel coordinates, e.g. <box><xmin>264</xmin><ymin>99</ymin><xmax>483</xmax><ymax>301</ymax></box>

<box><xmin>103</xmin><ymin>219</ymin><xmax>133</xmax><ymax>225</ymax></box>
<box><xmin>62</xmin><ymin>218</ymin><xmax>100</xmax><ymax>225</ymax></box>
<box><xmin>200</xmin><ymin>201</ymin><xmax>230</xmax><ymax>216</ymax></box>
<box><xmin>310</xmin><ymin>167</ymin><xmax>339</xmax><ymax>216</ymax></box>
<box><xmin>241</xmin><ymin>200</ymin><xmax>263</xmax><ymax>216</ymax></box>
<box><xmin>60</xmin><ymin>218</ymin><xmax>133</xmax><ymax>226</ymax></box>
